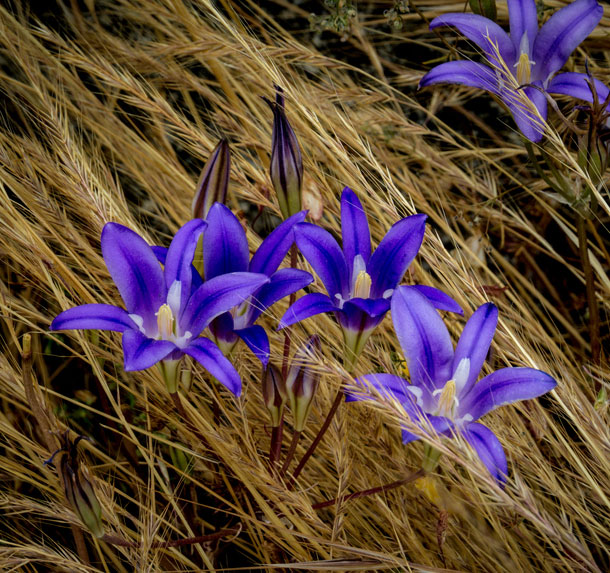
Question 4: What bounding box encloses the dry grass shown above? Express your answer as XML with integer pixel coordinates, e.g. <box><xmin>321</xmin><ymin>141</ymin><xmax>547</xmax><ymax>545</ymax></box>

<box><xmin>0</xmin><ymin>0</ymin><xmax>608</xmax><ymax>571</ymax></box>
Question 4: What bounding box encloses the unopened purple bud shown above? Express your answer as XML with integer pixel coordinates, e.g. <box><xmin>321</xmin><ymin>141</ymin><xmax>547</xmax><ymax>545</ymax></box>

<box><xmin>265</xmin><ymin>86</ymin><xmax>303</xmax><ymax>220</ymax></box>
<box><xmin>286</xmin><ymin>335</ymin><xmax>321</xmax><ymax>431</ymax></box>
<box><xmin>191</xmin><ymin>139</ymin><xmax>231</xmax><ymax>219</ymax></box>
<box><xmin>262</xmin><ymin>364</ymin><xmax>287</xmax><ymax>427</ymax></box>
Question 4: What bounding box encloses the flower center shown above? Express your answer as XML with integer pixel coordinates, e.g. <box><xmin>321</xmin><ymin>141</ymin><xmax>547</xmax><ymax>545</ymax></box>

<box><xmin>353</xmin><ymin>270</ymin><xmax>372</xmax><ymax>299</ymax></box>
<box><xmin>515</xmin><ymin>52</ymin><xmax>533</xmax><ymax>85</ymax></box>
<box><xmin>156</xmin><ymin>303</ymin><xmax>175</xmax><ymax>339</ymax></box>
<box><xmin>434</xmin><ymin>379</ymin><xmax>458</xmax><ymax>418</ymax></box>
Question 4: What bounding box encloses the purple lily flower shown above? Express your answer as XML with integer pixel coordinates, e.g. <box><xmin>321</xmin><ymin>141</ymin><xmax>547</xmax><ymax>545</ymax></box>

<box><xmin>280</xmin><ymin>187</ymin><xmax>462</xmax><ymax>369</ymax></box>
<box><xmin>420</xmin><ymin>0</ymin><xmax>603</xmax><ymax>142</ymax></box>
<box><xmin>200</xmin><ymin>203</ymin><xmax>313</xmax><ymax>366</ymax></box>
<box><xmin>347</xmin><ymin>286</ymin><xmax>557</xmax><ymax>482</ymax></box>
<box><xmin>51</xmin><ymin>220</ymin><xmax>270</xmax><ymax>396</ymax></box>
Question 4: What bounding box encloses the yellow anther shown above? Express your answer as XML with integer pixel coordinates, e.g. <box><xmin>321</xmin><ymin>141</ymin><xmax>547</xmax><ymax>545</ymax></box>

<box><xmin>515</xmin><ymin>52</ymin><xmax>532</xmax><ymax>85</ymax></box>
<box><xmin>436</xmin><ymin>379</ymin><xmax>457</xmax><ymax>418</ymax></box>
<box><xmin>353</xmin><ymin>270</ymin><xmax>372</xmax><ymax>299</ymax></box>
<box><xmin>156</xmin><ymin>304</ymin><xmax>174</xmax><ymax>339</ymax></box>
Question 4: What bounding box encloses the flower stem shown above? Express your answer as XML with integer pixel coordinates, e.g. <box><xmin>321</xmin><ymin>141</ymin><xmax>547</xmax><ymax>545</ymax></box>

<box><xmin>101</xmin><ymin>527</ymin><xmax>239</xmax><ymax>548</ymax></box>
<box><xmin>279</xmin><ymin>430</ymin><xmax>301</xmax><ymax>476</ymax></box>
<box><xmin>311</xmin><ymin>469</ymin><xmax>425</xmax><ymax>510</ymax></box>
<box><xmin>576</xmin><ymin>214</ymin><xmax>601</xmax><ymax>370</ymax></box>
<box><xmin>269</xmin><ymin>244</ymin><xmax>299</xmax><ymax>468</ymax></box>
<box><xmin>287</xmin><ymin>389</ymin><xmax>344</xmax><ymax>490</ymax></box>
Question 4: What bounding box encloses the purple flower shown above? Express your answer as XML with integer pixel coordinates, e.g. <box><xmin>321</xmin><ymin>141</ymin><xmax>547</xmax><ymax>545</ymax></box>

<box><xmin>201</xmin><ymin>203</ymin><xmax>313</xmax><ymax>366</ymax></box>
<box><xmin>280</xmin><ymin>187</ymin><xmax>461</xmax><ymax>368</ymax></box>
<box><xmin>51</xmin><ymin>220</ymin><xmax>270</xmax><ymax>396</ymax></box>
<box><xmin>348</xmin><ymin>286</ymin><xmax>557</xmax><ymax>482</ymax></box>
<box><xmin>420</xmin><ymin>0</ymin><xmax>603</xmax><ymax>142</ymax></box>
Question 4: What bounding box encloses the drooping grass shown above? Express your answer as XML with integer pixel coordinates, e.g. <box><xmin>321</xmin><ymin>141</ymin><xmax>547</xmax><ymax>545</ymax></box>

<box><xmin>0</xmin><ymin>1</ymin><xmax>608</xmax><ymax>571</ymax></box>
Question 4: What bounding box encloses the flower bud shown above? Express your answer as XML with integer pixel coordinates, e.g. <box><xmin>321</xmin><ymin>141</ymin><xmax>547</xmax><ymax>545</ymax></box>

<box><xmin>262</xmin><ymin>364</ymin><xmax>287</xmax><ymax>427</ymax></box>
<box><xmin>191</xmin><ymin>139</ymin><xmax>231</xmax><ymax>219</ymax></box>
<box><xmin>468</xmin><ymin>0</ymin><xmax>496</xmax><ymax>21</ymax></box>
<box><xmin>265</xmin><ymin>86</ymin><xmax>303</xmax><ymax>220</ymax></box>
<box><xmin>286</xmin><ymin>335</ymin><xmax>321</xmax><ymax>432</ymax></box>
<box><xmin>57</xmin><ymin>435</ymin><xmax>104</xmax><ymax>539</ymax></box>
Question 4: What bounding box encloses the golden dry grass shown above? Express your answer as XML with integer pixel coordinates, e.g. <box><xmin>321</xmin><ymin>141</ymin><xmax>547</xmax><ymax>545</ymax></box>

<box><xmin>0</xmin><ymin>0</ymin><xmax>608</xmax><ymax>571</ymax></box>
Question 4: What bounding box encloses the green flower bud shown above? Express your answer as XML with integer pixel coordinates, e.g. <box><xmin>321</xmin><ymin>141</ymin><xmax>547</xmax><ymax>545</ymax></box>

<box><xmin>191</xmin><ymin>139</ymin><xmax>231</xmax><ymax>219</ymax></box>
<box><xmin>286</xmin><ymin>336</ymin><xmax>321</xmax><ymax>432</ymax></box>
<box><xmin>265</xmin><ymin>86</ymin><xmax>303</xmax><ymax>220</ymax></box>
<box><xmin>56</xmin><ymin>434</ymin><xmax>104</xmax><ymax>539</ymax></box>
<box><xmin>262</xmin><ymin>364</ymin><xmax>287</xmax><ymax>427</ymax></box>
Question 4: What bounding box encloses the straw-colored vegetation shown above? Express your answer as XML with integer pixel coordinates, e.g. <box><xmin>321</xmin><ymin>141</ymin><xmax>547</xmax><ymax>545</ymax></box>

<box><xmin>0</xmin><ymin>1</ymin><xmax>608</xmax><ymax>571</ymax></box>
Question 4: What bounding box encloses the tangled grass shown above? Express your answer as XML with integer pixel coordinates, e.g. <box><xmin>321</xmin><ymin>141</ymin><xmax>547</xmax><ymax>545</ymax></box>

<box><xmin>0</xmin><ymin>1</ymin><xmax>608</xmax><ymax>571</ymax></box>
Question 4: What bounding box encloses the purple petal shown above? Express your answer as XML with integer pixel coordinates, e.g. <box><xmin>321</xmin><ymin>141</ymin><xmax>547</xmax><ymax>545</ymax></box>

<box><xmin>101</xmin><ymin>223</ymin><xmax>166</xmax><ymax>332</ymax></box>
<box><xmin>209</xmin><ymin>312</ymin><xmax>236</xmax><ymax>345</ymax></box>
<box><xmin>183</xmin><ymin>337</ymin><xmax>241</xmax><ymax>396</ymax></box>
<box><xmin>249</xmin><ymin>210</ymin><xmax>307</xmax><ymax>275</ymax></box>
<box><xmin>548</xmin><ymin>72</ymin><xmax>610</xmax><ymax>109</ymax></box>
<box><xmin>341</xmin><ymin>188</ymin><xmax>371</xmax><ymax>272</ymax></box>
<box><xmin>507</xmin><ymin>0</ymin><xmax>538</xmax><ymax>51</ymax></box>
<box><xmin>295</xmin><ymin>223</ymin><xmax>349</xmax><ymax>299</ymax></box>
<box><xmin>154</xmin><ymin>245</ymin><xmax>203</xmax><ymax>291</ymax></box>
<box><xmin>402</xmin><ymin>414</ymin><xmax>454</xmax><ymax>444</ymax></box>
<box><xmin>164</xmin><ymin>219</ymin><xmax>206</xmax><ymax>313</ymax></box>
<box><xmin>248</xmin><ymin>268</ymin><xmax>313</xmax><ymax>324</ymax></box>
<box><xmin>182</xmin><ymin>272</ymin><xmax>269</xmax><ymax>335</ymax></box>
<box><xmin>278</xmin><ymin>292</ymin><xmax>337</xmax><ymax>329</ymax></box>
<box><xmin>122</xmin><ymin>330</ymin><xmax>176</xmax><ymax>371</ymax></box>
<box><xmin>235</xmin><ymin>325</ymin><xmax>270</xmax><ymax>366</ymax></box>
<box><xmin>459</xmin><ymin>367</ymin><xmax>557</xmax><ymax>422</ymax></box>
<box><xmin>461</xmin><ymin>422</ymin><xmax>508</xmax><ymax>483</ymax></box>
<box><xmin>429</xmin><ymin>13</ymin><xmax>516</xmax><ymax>65</ymax></box>
<box><xmin>390</xmin><ymin>286</ymin><xmax>453</xmax><ymax>391</ymax></box>
<box><xmin>407</xmin><ymin>285</ymin><xmax>463</xmax><ymax>314</ymax></box>
<box><xmin>344</xmin><ymin>297</ymin><xmax>391</xmax><ymax>318</ymax></box>
<box><xmin>203</xmin><ymin>203</ymin><xmax>249</xmax><ymax>280</ymax></box>
<box><xmin>420</xmin><ymin>61</ymin><xmax>499</xmax><ymax>93</ymax></box>
<box><xmin>501</xmin><ymin>83</ymin><xmax>548</xmax><ymax>142</ymax></box>
<box><xmin>368</xmin><ymin>214</ymin><xmax>427</xmax><ymax>299</ymax></box>
<box><xmin>345</xmin><ymin>373</ymin><xmax>411</xmax><ymax>403</ymax></box>
<box><xmin>533</xmin><ymin>0</ymin><xmax>603</xmax><ymax>81</ymax></box>
<box><xmin>51</xmin><ymin>304</ymin><xmax>135</xmax><ymax>332</ymax></box>
<box><xmin>452</xmin><ymin>303</ymin><xmax>498</xmax><ymax>396</ymax></box>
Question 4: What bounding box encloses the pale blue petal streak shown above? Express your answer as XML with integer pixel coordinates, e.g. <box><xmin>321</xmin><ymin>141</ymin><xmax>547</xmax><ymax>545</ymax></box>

<box><xmin>341</xmin><ymin>187</ymin><xmax>371</xmax><ymax>270</ymax></box>
<box><xmin>507</xmin><ymin>0</ymin><xmax>538</xmax><ymax>50</ymax></box>
<box><xmin>452</xmin><ymin>302</ymin><xmax>498</xmax><ymax>395</ymax></box>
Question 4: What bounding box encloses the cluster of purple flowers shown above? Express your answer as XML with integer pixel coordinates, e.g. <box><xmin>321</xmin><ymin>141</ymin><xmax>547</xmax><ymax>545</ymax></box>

<box><xmin>51</xmin><ymin>185</ymin><xmax>556</xmax><ymax>483</ymax></box>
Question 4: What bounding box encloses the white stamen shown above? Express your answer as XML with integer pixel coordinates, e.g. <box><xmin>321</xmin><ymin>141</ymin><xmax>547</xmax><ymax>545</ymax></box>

<box><xmin>382</xmin><ymin>289</ymin><xmax>394</xmax><ymax>299</ymax></box>
<box><xmin>167</xmin><ymin>280</ymin><xmax>182</xmax><ymax>317</ymax></box>
<box><xmin>452</xmin><ymin>357</ymin><xmax>471</xmax><ymax>395</ymax></box>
